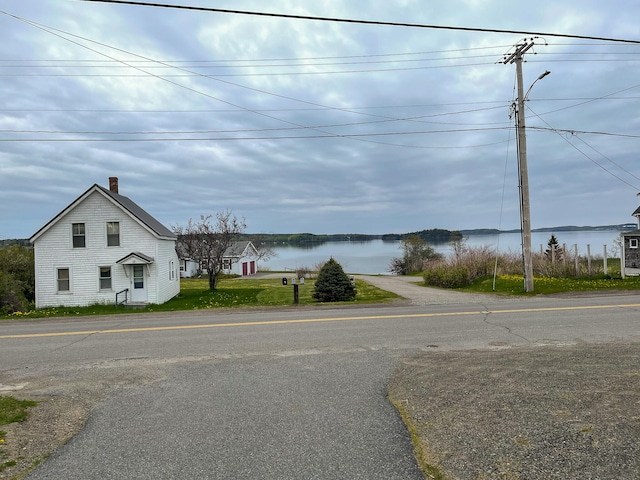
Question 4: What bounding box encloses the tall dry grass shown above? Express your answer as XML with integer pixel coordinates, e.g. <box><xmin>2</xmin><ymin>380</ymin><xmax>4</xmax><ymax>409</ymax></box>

<box><xmin>423</xmin><ymin>241</ymin><xmax>617</xmax><ymax>288</ymax></box>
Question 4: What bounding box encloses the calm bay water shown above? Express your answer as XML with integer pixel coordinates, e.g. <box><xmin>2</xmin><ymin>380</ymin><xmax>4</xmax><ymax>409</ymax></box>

<box><xmin>262</xmin><ymin>230</ymin><xmax>624</xmax><ymax>275</ymax></box>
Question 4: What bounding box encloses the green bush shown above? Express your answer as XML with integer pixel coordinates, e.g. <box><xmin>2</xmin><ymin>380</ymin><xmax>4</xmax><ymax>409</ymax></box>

<box><xmin>0</xmin><ymin>271</ymin><xmax>29</xmax><ymax>315</ymax></box>
<box><xmin>0</xmin><ymin>245</ymin><xmax>34</xmax><ymax>299</ymax></box>
<box><xmin>312</xmin><ymin>258</ymin><xmax>356</xmax><ymax>302</ymax></box>
<box><xmin>423</xmin><ymin>264</ymin><xmax>471</xmax><ymax>288</ymax></box>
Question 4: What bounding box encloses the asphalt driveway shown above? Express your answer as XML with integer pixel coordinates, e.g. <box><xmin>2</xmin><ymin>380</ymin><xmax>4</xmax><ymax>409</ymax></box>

<box><xmin>25</xmin><ymin>351</ymin><xmax>424</xmax><ymax>480</ymax></box>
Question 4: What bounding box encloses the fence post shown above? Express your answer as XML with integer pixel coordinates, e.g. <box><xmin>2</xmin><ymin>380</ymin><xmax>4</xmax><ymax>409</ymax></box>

<box><xmin>587</xmin><ymin>244</ymin><xmax>592</xmax><ymax>276</ymax></box>
<box><xmin>563</xmin><ymin>243</ymin><xmax>567</xmax><ymax>268</ymax></box>
<box><xmin>574</xmin><ymin>244</ymin><xmax>579</xmax><ymax>276</ymax></box>
<box><xmin>603</xmin><ymin>245</ymin><xmax>608</xmax><ymax>275</ymax></box>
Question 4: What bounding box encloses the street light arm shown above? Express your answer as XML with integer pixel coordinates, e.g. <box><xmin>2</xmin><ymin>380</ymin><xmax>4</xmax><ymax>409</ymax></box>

<box><xmin>524</xmin><ymin>70</ymin><xmax>551</xmax><ymax>100</ymax></box>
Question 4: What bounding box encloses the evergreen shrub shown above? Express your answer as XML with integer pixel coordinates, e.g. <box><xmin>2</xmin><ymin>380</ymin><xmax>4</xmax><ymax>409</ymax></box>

<box><xmin>312</xmin><ymin>257</ymin><xmax>356</xmax><ymax>302</ymax></box>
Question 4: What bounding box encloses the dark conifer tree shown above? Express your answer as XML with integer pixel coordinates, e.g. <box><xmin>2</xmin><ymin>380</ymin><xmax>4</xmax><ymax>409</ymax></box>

<box><xmin>312</xmin><ymin>257</ymin><xmax>356</xmax><ymax>302</ymax></box>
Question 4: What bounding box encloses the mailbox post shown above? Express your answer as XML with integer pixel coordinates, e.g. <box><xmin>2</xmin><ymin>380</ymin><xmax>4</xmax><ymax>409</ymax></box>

<box><xmin>293</xmin><ymin>279</ymin><xmax>299</xmax><ymax>304</ymax></box>
<box><xmin>283</xmin><ymin>276</ymin><xmax>304</xmax><ymax>304</ymax></box>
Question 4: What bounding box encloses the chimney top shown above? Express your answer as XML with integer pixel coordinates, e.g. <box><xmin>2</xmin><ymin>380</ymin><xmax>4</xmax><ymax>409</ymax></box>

<box><xmin>109</xmin><ymin>177</ymin><xmax>119</xmax><ymax>193</ymax></box>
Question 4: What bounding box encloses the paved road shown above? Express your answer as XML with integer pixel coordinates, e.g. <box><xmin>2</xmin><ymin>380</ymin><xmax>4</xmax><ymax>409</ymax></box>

<box><xmin>0</xmin><ymin>278</ymin><xmax>638</xmax><ymax>479</ymax></box>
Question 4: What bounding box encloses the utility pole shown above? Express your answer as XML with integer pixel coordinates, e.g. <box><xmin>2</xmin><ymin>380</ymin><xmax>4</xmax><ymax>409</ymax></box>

<box><xmin>504</xmin><ymin>41</ymin><xmax>535</xmax><ymax>292</ymax></box>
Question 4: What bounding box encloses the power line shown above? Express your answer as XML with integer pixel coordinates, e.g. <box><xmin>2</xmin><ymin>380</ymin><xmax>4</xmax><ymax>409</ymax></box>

<box><xmin>526</xmin><ymin>106</ymin><xmax>640</xmax><ymax>191</ymax></box>
<box><xmin>80</xmin><ymin>0</ymin><xmax>640</xmax><ymax>44</ymax></box>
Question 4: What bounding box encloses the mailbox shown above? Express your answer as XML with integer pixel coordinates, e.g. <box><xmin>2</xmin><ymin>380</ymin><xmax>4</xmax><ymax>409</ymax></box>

<box><xmin>282</xmin><ymin>277</ymin><xmax>288</xmax><ymax>285</ymax></box>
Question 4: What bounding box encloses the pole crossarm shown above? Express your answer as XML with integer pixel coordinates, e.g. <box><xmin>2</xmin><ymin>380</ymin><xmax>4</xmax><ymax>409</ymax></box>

<box><xmin>503</xmin><ymin>41</ymin><xmax>535</xmax><ymax>64</ymax></box>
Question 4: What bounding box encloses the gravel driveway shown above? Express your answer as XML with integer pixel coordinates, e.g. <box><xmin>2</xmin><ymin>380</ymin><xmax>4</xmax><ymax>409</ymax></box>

<box><xmin>355</xmin><ymin>275</ymin><xmax>506</xmax><ymax>306</ymax></box>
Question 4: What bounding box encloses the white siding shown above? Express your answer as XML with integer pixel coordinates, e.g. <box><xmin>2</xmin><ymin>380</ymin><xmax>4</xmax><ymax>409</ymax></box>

<box><xmin>33</xmin><ymin>190</ymin><xmax>178</xmax><ymax>308</ymax></box>
<box><xmin>155</xmin><ymin>238</ymin><xmax>180</xmax><ymax>303</ymax></box>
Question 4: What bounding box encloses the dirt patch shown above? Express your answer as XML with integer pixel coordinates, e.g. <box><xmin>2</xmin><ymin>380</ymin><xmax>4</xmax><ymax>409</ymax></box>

<box><xmin>0</xmin><ymin>395</ymin><xmax>88</xmax><ymax>479</ymax></box>
<box><xmin>388</xmin><ymin>342</ymin><xmax>640</xmax><ymax>479</ymax></box>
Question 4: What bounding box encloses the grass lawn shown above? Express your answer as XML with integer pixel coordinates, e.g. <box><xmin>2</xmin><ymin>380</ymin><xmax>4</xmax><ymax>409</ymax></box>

<box><xmin>1</xmin><ymin>277</ymin><xmax>400</xmax><ymax>320</ymax></box>
<box><xmin>460</xmin><ymin>274</ymin><xmax>640</xmax><ymax>295</ymax></box>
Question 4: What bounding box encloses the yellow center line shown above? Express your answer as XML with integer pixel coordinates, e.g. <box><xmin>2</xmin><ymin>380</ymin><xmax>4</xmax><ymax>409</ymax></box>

<box><xmin>1</xmin><ymin>303</ymin><xmax>639</xmax><ymax>339</ymax></box>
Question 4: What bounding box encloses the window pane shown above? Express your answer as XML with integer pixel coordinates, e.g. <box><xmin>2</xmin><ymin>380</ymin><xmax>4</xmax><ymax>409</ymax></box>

<box><xmin>57</xmin><ymin>268</ymin><xmax>70</xmax><ymax>292</ymax></box>
<box><xmin>107</xmin><ymin>234</ymin><xmax>119</xmax><ymax>247</ymax></box>
<box><xmin>99</xmin><ymin>267</ymin><xmax>112</xmax><ymax>290</ymax></box>
<box><xmin>133</xmin><ymin>265</ymin><xmax>144</xmax><ymax>289</ymax></box>
<box><xmin>107</xmin><ymin>222</ymin><xmax>120</xmax><ymax>246</ymax></box>
<box><xmin>72</xmin><ymin>223</ymin><xmax>85</xmax><ymax>248</ymax></box>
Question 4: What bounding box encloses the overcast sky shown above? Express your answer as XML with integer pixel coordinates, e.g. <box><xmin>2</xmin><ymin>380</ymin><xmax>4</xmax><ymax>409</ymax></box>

<box><xmin>2</xmin><ymin>0</ymin><xmax>640</xmax><ymax>239</ymax></box>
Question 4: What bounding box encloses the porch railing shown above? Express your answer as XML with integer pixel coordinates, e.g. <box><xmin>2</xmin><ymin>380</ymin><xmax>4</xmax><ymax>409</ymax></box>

<box><xmin>115</xmin><ymin>288</ymin><xmax>129</xmax><ymax>307</ymax></box>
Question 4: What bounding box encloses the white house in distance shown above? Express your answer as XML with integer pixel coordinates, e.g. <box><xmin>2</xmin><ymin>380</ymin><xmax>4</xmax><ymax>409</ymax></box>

<box><xmin>30</xmin><ymin>177</ymin><xmax>180</xmax><ymax>308</ymax></box>
<box><xmin>223</xmin><ymin>240</ymin><xmax>259</xmax><ymax>276</ymax></box>
<box><xmin>179</xmin><ymin>240</ymin><xmax>260</xmax><ymax>278</ymax></box>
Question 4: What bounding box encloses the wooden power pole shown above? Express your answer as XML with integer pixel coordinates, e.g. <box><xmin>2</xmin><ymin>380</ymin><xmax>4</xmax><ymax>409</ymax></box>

<box><xmin>504</xmin><ymin>41</ymin><xmax>535</xmax><ymax>292</ymax></box>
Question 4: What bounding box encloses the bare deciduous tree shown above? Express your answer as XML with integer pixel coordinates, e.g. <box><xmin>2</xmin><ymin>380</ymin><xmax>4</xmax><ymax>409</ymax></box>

<box><xmin>173</xmin><ymin>211</ymin><xmax>246</xmax><ymax>290</ymax></box>
<box><xmin>388</xmin><ymin>235</ymin><xmax>442</xmax><ymax>275</ymax></box>
<box><xmin>244</xmin><ymin>234</ymin><xmax>276</xmax><ymax>265</ymax></box>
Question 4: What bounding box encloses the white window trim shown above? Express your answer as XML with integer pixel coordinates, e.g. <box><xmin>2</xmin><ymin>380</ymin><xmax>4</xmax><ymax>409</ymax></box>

<box><xmin>107</xmin><ymin>221</ymin><xmax>120</xmax><ymax>247</ymax></box>
<box><xmin>56</xmin><ymin>267</ymin><xmax>71</xmax><ymax>293</ymax></box>
<box><xmin>630</xmin><ymin>238</ymin><xmax>639</xmax><ymax>249</ymax></box>
<box><xmin>72</xmin><ymin>223</ymin><xmax>86</xmax><ymax>248</ymax></box>
<box><xmin>99</xmin><ymin>266</ymin><xmax>113</xmax><ymax>291</ymax></box>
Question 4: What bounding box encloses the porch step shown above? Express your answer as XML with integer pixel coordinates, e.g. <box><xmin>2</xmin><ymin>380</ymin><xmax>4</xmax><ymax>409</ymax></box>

<box><xmin>123</xmin><ymin>302</ymin><xmax>148</xmax><ymax>309</ymax></box>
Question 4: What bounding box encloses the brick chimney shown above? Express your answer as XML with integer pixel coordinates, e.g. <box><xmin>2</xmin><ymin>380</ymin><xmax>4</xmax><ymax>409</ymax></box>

<box><xmin>109</xmin><ymin>177</ymin><xmax>119</xmax><ymax>193</ymax></box>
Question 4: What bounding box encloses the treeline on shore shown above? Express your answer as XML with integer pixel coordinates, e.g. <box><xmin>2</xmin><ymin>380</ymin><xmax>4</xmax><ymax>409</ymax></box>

<box><xmin>2</xmin><ymin>224</ymin><xmax>630</xmax><ymax>249</ymax></box>
<box><xmin>244</xmin><ymin>228</ymin><xmax>462</xmax><ymax>245</ymax></box>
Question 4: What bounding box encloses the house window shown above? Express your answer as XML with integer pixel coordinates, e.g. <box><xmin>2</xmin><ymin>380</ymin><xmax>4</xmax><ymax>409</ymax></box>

<box><xmin>57</xmin><ymin>268</ymin><xmax>70</xmax><ymax>292</ymax></box>
<box><xmin>169</xmin><ymin>260</ymin><xmax>175</xmax><ymax>280</ymax></box>
<box><xmin>180</xmin><ymin>260</ymin><xmax>185</xmax><ymax>272</ymax></box>
<box><xmin>631</xmin><ymin>238</ymin><xmax>639</xmax><ymax>249</ymax></box>
<box><xmin>99</xmin><ymin>267</ymin><xmax>112</xmax><ymax>290</ymax></box>
<box><xmin>107</xmin><ymin>222</ymin><xmax>120</xmax><ymax>246</ymax></box>
<box><xmin>72</xmin><ymin>223</ymin><xmax>85</xmax><ymax>248</ymax></box>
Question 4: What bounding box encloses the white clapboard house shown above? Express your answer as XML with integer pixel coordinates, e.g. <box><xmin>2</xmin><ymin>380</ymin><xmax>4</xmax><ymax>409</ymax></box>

<box><xmin>30</xmin><ymin>177</ymin><xmax>180</xmax><ymax>308</ymax></box>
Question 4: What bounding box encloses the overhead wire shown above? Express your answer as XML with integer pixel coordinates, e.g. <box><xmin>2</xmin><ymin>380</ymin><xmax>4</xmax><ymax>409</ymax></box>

<box><xmin>1</xmin><ymin>6</ymin><xmax>639</xmax><ymax>150</ymax></box>
<box><xmin>526</xmin><ymin>105</ymin><xmax>640</xmax><ymax>191</ymax></box>
<box><xmin>0</xmin><ymin>10</ymin><xmax>526</xmax><ymax>150</ymax></box>
<box><xmin>80</xmin><ymin>0</ymin><xmax>640</xmax><ymax>45</ymax></box>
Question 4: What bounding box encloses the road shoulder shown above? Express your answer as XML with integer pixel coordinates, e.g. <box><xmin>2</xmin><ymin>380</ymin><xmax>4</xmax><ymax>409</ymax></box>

<box><xmin>388</xmin><ymin>342</ymin><xmax>640</xmax><ymax>479</ymax></box>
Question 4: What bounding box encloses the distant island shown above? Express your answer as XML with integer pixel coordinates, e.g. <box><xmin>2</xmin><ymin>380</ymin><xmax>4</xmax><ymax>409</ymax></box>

<box><xmin>2</xmin><ymin>224</ymin><xmax>634</xmax><ymax>248</ymax></box>
<box><xmin>245</xmin><ymin>224</ymin><xmax>634</xmax><ymax>247</ymax></box>
<box><xmin>459</xmin><ymin>224</ymin><xmax>635</xmax><ymax>236</ymax></box>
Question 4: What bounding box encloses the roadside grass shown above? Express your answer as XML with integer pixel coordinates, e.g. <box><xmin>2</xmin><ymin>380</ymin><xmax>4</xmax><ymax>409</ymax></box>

<box><xmin>0</xmin><ymin>396</ymin><xmax>38</xmax><ymax>473</ymax></box>
<box><xmin>1</xmin><ymin>277</ymin><xmax>399</xmax><ymax>320</ymax></box>
<box><xmin>459</xmin><ymin>274</ymin><xmax>640</xmax><ymax>295</ymax></box>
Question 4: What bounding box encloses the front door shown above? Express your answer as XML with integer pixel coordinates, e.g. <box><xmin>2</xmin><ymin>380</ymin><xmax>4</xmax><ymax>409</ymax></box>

<box><xmin>131</xmin><ymin>265</ymin><xmax>147</xmax><ymax>302</ymax></box>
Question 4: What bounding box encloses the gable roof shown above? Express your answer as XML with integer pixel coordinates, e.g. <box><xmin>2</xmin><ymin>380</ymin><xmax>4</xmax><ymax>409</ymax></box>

<box><xmin>96</xmin><ymin>185</ymin><xmax>175</xmax><ymax>239</ymax></box>
<box><xmin>223</xmin><ymin>240</ymin><xmax>257</xmax><ymax>258</ymax></box>
<box><xmin>633</xmin><ymin>206</ymin><xmax>640</xmax><ymax>217</ymax></box>
<box><xmin>30</xmin><ymin>183</ymin><xmax>176</xmax><ymax>242</ymax></box>
<box><xmin>116</xmin><ymin>251</ymin><xmax>155</xmax><ymax>265</ymax></box>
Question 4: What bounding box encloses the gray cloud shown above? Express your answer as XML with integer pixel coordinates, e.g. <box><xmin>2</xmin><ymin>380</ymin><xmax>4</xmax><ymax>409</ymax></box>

<box><xmin>1</xmin><ymin>0</ymin><xmax>640</xmax><ymax>239</ymax></box>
